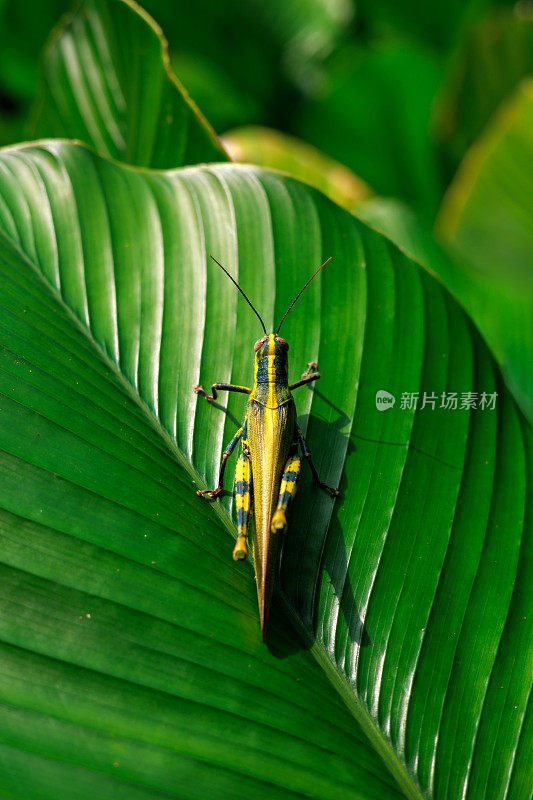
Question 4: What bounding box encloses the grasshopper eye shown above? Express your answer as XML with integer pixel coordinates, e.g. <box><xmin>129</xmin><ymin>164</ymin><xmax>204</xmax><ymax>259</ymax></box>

<box><xmin>275</xmin><ymin>336</ymin><xmax>289</xmax><ymax>351</ymax></box>
<box><xmin>254</xmin><ymin>336</ymin><xmax>267</xmax><ymax>352</ymax></box>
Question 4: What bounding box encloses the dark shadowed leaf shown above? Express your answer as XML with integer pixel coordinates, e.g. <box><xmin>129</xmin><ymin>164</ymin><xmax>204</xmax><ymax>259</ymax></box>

<box><xmin>0</xmin><ymin>0</ymin><xmax>70</xmax><ymax>146</ymax></box>
<box><xmin>434</xmin><ymin>7</ymin><xmax>533</xmax><ymax>177</ymax></box>
<box><xmin>296</xmin><ymin>44</ymin><xmax>443</xmax><ymax>217</ymax></box>
<box><xmin>354</xmin><ymin>0</ymin><xmax>491</xmax><ymax>52</ymax></box>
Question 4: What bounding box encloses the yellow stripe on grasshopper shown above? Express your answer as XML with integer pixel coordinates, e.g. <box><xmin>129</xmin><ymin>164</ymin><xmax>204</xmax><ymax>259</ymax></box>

<box><xmin>233</xmin><ymin>451</ymin><xmax>251</xmax><ymax>560</ymax></box>
<box><xmin>271</xmin><ymin>452</ymin><xmax>301</xmax><ymax>533</ymax></box>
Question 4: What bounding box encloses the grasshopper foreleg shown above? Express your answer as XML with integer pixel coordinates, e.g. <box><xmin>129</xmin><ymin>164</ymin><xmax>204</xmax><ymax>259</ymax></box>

<box><xmin>289</xmin><ymin>362</ymin><xmax>320</xmax><ymax>391</ymax></box>
<box><xmin>271</xmin><ymin>448</ymin><xmax>301</xmax><ymax>534</ymax></box>
<box><xmin>194</xmin><ymin>382</ymin><xmax>251</xmax><ymax>402</ymax></box>
<box><xmin>297</xmin><ymin>425</ymin><xmax>339</xmax><ymax>497</ymax></box>
<box><xmin>197</xmin><ymin>427</ymin><xmax>243</xmax><ymax>499</ymax></box>
<box><xmin>302</xmin><ymin>361</ymin><xmax>318</xmax><ymax>377</ymax></box>
<box><xmin>233</xmin><ymin>450</ymin><xmax>252</xmax><ymax>560</ymax></box>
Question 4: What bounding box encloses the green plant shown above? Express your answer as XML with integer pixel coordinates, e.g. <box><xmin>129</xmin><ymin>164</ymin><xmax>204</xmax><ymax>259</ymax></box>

<box><xmin>0</xmin><ymin>1</ymin><xmax>530</xmax><ymax>799</ymax></box>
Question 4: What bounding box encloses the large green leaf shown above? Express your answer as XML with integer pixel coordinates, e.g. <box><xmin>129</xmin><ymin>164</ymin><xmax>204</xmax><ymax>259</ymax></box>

<box><xmin>0</xmin><ymin>141</ymin><xmax>530</xmax><ymax>799</ymax></box>
<box><xmin>31</xmin><ymin>0</ymin><xmax>227</xmax><ymax>167</ymax></box>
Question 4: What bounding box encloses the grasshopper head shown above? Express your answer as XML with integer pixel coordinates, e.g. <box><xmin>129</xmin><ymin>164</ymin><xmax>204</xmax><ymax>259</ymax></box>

<box><xmin>254</xmin><ymin>333</ymin><xmax>289</xmax><ymax>361</ymax></box>
<box><xmin>253</xmin><ymin>335</ymin><xmax>268</xmax><ymax>353</ymax></box>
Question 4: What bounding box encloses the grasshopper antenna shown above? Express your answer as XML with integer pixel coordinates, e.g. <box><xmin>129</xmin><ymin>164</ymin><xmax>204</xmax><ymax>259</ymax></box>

<box><xmin>209</xmin><ymin>255</ymin><xmax>267</xmax><ymax>335</ymax></box>
<box><xmin>276</xmin><ymin>257</ymin><xmax>332</xmax><ymax>334</ymax></box>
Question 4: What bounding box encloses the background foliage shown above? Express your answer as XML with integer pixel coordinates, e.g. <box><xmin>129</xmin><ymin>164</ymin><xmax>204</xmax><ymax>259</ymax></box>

<box><xmin>0</xmin><ymin>0</ymin><xmax>531</xmax><ymax>799</ymax></box>
<box><xmin>4</xmin><ymin>0</ymin><xmax>530</xmax><ymax>419</ymax></box>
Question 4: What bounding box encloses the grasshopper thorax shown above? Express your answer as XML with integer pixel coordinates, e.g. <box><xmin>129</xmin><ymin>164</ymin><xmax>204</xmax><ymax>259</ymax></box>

<box><xmin>254</xmin><ymin>334</ymin><xmax>289</xmax><ymax>386</ymax></box>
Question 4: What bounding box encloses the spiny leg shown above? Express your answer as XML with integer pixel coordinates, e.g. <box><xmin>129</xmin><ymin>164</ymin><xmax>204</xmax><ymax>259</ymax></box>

<box><xmin>194</xmin><ymin>382</ymin><xmax>251</xmax><ymax>402</ymax></box>
<box><xmin>271</xmin><ymin>449</ymin><xmax>301</xmax><ymax>534</ymax></box>
<box><xmin>289</xmin><ymin>362</ymin><xmax>320</xmax><ymax>392</ymax></box>
<box><xmin>233</xmin><ymin>451</ymin><xmax>252</xmax><ymax>560</ymax></box>
<box><xmin>197</xmin><ymin>427</ymin><xmax>243</xmax><ymax>498</ymax></box>
<box><xmin>297</xmin><ymin>425</ymin><xmax>339</xmax><ymax>498</ymax></box>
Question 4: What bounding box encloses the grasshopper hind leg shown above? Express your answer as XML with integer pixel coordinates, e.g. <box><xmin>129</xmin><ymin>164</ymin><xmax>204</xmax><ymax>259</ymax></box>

<box><xmin>233</xmin><ymin>450</ymin><xmax>252</xmax><ymax>560</ymax></box>
<box><xmin>271</xmin><ymin>450</ymin><xmax>301</xmax><ymax>534</ymax></box>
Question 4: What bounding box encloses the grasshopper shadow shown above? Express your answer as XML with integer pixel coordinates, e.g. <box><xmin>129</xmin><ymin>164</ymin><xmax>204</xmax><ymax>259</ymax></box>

<box><xmin>266</xmin><ymin>391</ymin><xmax>370</xmax><ymax>659</ymax></box>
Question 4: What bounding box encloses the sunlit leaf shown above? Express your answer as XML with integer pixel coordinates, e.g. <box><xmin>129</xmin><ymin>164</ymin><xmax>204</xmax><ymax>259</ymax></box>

<box><xmin>0</xmin><ymin>140</ymin><xmax>530</xmax><ymax>799</ymax></box>
<box><xmin>31</xmin><ymin>0</ymin><xmax>227</xmax><ymax>167</ymax></box>
<box><xmin>223</xmin><ymin>125</ymin><xmax>372</xmax><ymax>211</ymax></box>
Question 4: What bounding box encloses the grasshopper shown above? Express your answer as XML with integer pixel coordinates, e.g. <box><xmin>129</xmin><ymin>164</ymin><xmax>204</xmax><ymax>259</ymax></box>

<box><xmin>195</xmin><ymin>256</ymin><xmax>339</xmax><ymax>638</ymax></box>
